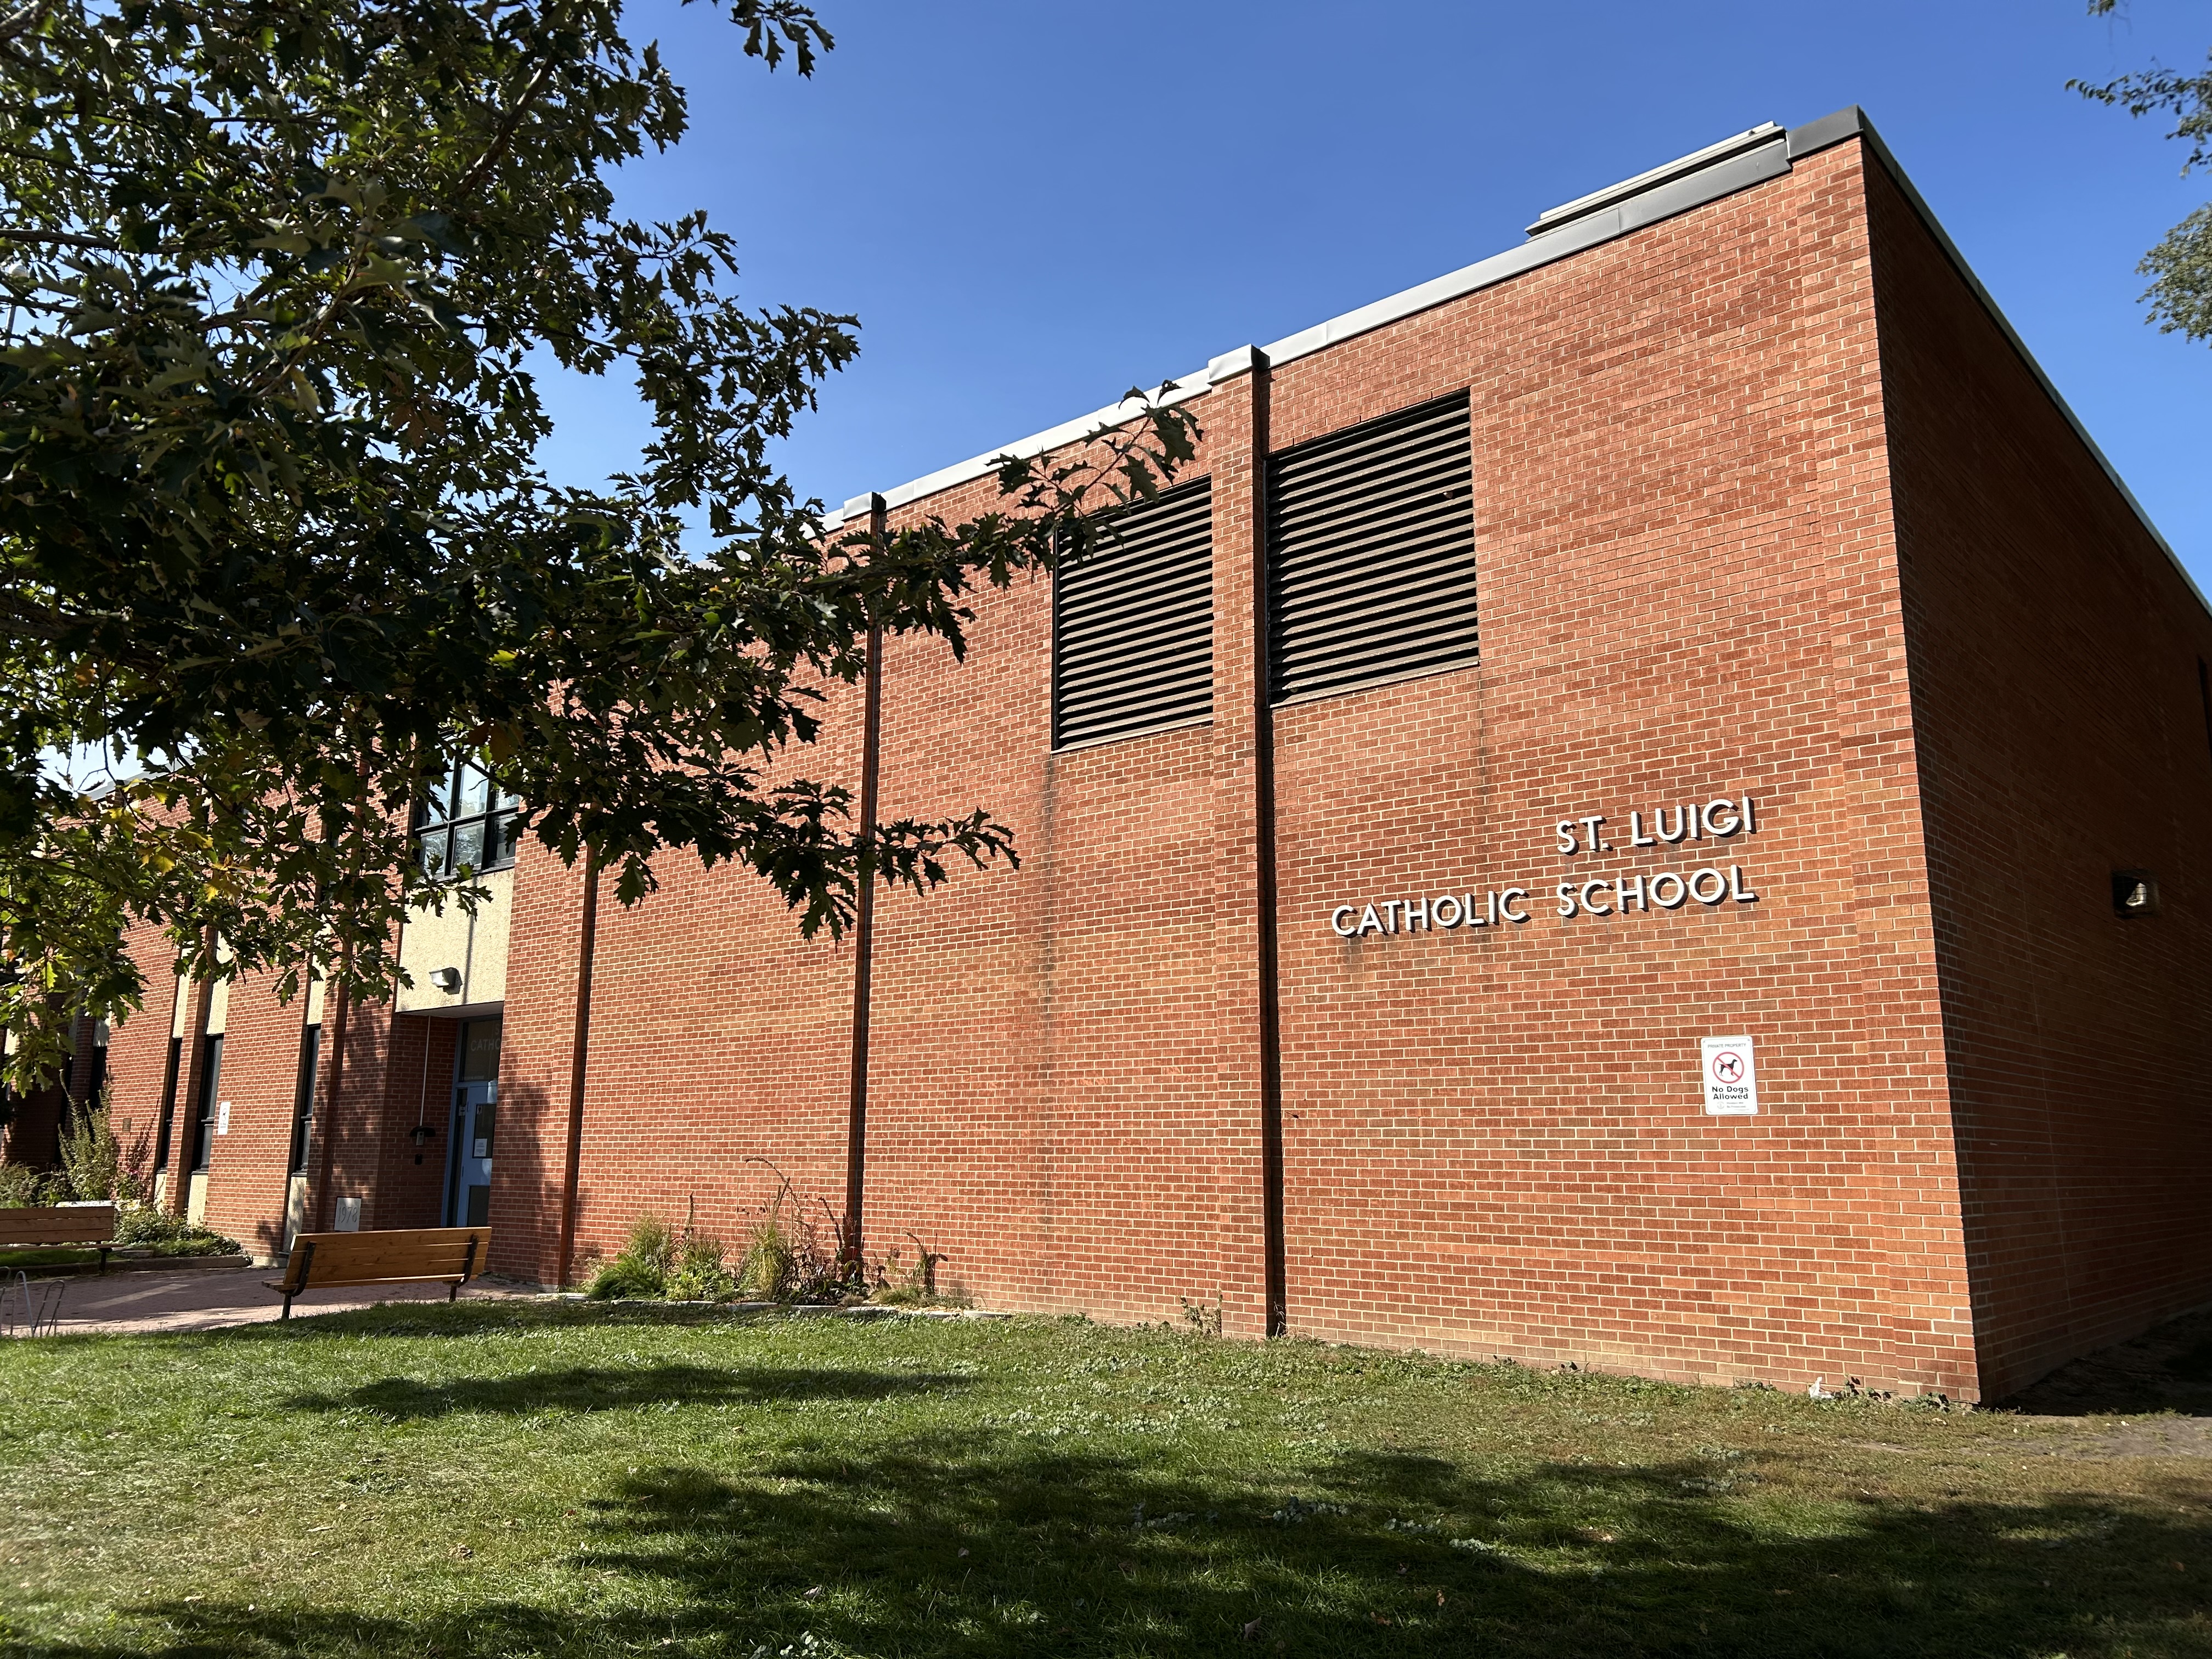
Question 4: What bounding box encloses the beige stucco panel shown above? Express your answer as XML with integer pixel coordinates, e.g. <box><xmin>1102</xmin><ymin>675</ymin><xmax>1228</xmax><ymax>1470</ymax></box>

<box><xmin>394</xmin><ymin>867</ymin><xmax>511</xmax><ymax>1014</ymax></box>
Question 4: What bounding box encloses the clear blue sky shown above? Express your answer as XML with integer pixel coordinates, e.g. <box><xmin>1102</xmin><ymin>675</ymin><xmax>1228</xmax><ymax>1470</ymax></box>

<box><xmin>538</xmin><ymin>0</ymin><xmax>2212</xmax><ymax>581</ymax></box>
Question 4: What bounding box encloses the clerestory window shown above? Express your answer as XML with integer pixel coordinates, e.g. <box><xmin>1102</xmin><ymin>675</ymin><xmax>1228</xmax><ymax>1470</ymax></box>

<box><xmin>413</xmin><ymin>758</ymin><xmax>521</xmax><ymax>878</ymax></box>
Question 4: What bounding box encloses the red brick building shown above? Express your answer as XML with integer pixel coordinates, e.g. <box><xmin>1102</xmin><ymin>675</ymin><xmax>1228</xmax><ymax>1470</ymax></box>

<box><xmin>80</xmin><ymin>107</ymin><xmax>2212</xmax><ymax>1403</ymax></box>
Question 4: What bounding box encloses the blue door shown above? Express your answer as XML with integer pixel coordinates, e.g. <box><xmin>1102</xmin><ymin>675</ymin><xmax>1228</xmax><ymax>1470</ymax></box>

<box><xmin>444</xmin><ymin>1018</ymin><xmax>503</xmax><ymax>1227</ymax></box>
<box><xmin>446</xmin><ymin>1081</ymin><xmax>496</xmax><ymax>1226</ymax></box>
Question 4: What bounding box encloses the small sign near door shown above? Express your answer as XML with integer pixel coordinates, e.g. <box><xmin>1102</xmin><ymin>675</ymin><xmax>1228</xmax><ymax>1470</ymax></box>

<box><xmin>216</xmin><ymin>1099</ymin><xmax>231</xmax><ymax>1135</ymax></box>
<box><xmin>1701</xmin><ymin>1035</ymin><xmax>1758</xmax><ymax>1115</ymax></box>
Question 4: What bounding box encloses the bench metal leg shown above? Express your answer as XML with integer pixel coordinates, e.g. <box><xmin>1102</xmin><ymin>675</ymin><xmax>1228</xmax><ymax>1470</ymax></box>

<box><xmin>280</xmin><ymin>1239</ymin><xmax>311</xmax><ymax>1322</ymax></box>
<box><xmin>451</xmin><ymin>1235</ymin><xmax>478</xmax><ymax>1304</ymax></box>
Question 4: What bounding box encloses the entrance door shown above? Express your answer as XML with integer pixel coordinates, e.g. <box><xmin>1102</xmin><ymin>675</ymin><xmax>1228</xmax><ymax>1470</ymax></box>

<box><xmin>443</xmin><ymin>1019</ymin><xmax>501</xmax><ymax>1227</ymax></box>
<box><xmin>447</xmin><ymin>1084</ymin><xmax>496</xmax><ymax>1226</ymax></box>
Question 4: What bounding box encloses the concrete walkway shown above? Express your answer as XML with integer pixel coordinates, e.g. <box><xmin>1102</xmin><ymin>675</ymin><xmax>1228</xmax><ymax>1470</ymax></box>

<box><xmin>27</xmin><ymin>1263</ymin><xmax>532</xmax><ymax>1335</ymax></box>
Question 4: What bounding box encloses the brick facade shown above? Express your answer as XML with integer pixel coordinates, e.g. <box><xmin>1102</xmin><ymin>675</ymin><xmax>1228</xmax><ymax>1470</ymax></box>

<box><xmin>1865</xmin><ymin>160</ymin><xmax>2212</xmax><ymax>1400</ymax></box>
<box><xmin>68</xmin><ymin>112</ymin><xmax>2206</xmax><ymax>1402</ymax></box>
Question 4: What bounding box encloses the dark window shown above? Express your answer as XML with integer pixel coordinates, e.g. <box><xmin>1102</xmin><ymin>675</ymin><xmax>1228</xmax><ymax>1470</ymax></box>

<box><xmin>2198</xmin><ymin>659</ymin><xmax>2211</xmax><ymax>769</ymax></box>
<box><xmin>151</xmin><ymin>1035</ymin><xmax>183</xmax><ymax>1174</ymax></box>
<box><xmin>189</xmin><ymin>1034</ymin><xmax>223</xmax><ymax>1172</ymax></box>
<box><xmin>413</xmin><ymin>758</ymin><xmax>521</xmax><ymax>879</ymax></box>
<box><xmin>459</xmin><ymin>1018</ymin><xmax>502</xmax><ymax>1084</ymax></box>
<box><xmin>1268</xmin><ymin>390</ymin><xmax>1477</xmax><ymax>704</ymax></box>
<box><xmin>289</xmin><ymin>1024</ymin><xmax>320</xmax><ymax>1174</ymax></box>
<box><xmin>1051</xmin><ymin>476</ymin><xmax>1214</xmax><ymax>749</ymax></box>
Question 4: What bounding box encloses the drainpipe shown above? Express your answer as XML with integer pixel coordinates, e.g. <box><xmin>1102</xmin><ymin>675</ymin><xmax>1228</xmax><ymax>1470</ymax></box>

<box><xmin>555</xmin><ymin>847</ymin><xmax>602</xmax><ymax>1289</ymax></box>
<box><xmin>1247</xmin><ymin>350</ymin><xmax>1288</xmax><ymax>1338</ymax></box>
<box><xmin>312</xmin><ymin>969</ymin><xmax>350</xmax><ymax>1232</ymax></box>
<box><xmin>842</xmin><ymin>493</ymin><xmax>888</xmax><ymax>1274</ymax></box>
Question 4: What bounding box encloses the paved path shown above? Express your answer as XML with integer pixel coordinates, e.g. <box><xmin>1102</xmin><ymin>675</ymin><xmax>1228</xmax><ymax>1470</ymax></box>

<box><xmin>30</xmin><ymin>1263</ymin><xmax>533</xmax><ymax>1335</ymax></box>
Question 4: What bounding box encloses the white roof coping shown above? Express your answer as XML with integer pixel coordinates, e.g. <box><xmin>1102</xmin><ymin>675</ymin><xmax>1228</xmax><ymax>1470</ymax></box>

<box><xmin>810</xmin><ymin>105</ymin><xmax>2199</xmax><ymax>633</ymax></box>
<box><xmin>817</xmin><ymin>122</ymin><xmax>1800</xmax><ymax>530</ymax></box>
<box><xmin>825</xmin><ymin>122</ymin><xmax>1808</xmax><ymax>529</ymax></box>
<box><xmin>1525</xmin><ymin>122</ymin><xmax>1784</xmax><ymax>235</ymax></box>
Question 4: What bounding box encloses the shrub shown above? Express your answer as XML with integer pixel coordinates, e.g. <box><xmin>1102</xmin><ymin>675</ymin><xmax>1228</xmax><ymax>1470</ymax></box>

<box><xmin>734</xmin><ymin>1158</ymin><xmax>860</xmax><ymax>1304</ymax></box>
<box><xmin>0</xmin><ymin>1163</ymin><xmax>54</xmax><ymax>1207</ymax></box>
<box><xmin>584</xmin><ymin>1213</ymin><xmax>675</xmax><ymax>1300</ymax></box>
<box><xmin>589</xmin><ymin>1186</ymin><xmax>860</xmax><ymax>1305</ymax></box>
<box><xmin>57</xmin><ymin>1094</ymin><xmax>153</xmax><ymax>1204</ymax></box>
<box><xmin>873</xmin><ymin>1235</ymin><xmax>952</xmax><ymax>1306</ymax></box>
<box><xmin>665</xmin><ymin>1233</ymin><xmax>737</xmax><ymax>1302</ymax></box>
<box><xmin>112</xmin><ymin>1206</ymin><xmax>239</xmax><ymax>1256</ymax></box>
<box><xmin>736</xmin><ymin>1213</ymin><xmax>799</xmax><ymax>1300</ymax></box>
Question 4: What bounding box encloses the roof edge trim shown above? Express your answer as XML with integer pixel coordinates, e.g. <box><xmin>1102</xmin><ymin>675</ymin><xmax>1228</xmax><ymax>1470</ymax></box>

<box><xmin>1798</xmin><ymin>106</ymin><xmax>2205</xmax><ymax>616</ymax></box>
<box><xmin>823</xmin><ymin>107</ymin><xmax>2192</xmax><ymax>614</ymax></box>
<box><xmin>1526</xmin><ymin>122</ymin><xmax>1784</xmax><ymax>235</ymax></box>
<box><xmin>821</xmin><ymin>122</ymin><xmax>1797</xmax><ymax>528</ymax></box>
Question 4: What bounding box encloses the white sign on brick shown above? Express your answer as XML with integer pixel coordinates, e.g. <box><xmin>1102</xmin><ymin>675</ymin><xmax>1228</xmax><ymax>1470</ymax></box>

<box><xmin>1701</xmin><ymin>1036</ymin><xmax>1758</xmax><ymax>1115</ymax></box>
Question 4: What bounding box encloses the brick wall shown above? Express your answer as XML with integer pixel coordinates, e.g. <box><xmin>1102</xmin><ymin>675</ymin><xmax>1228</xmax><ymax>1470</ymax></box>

<box><xmin>99</xmin><ymin>126</ymin><xmax>2203</xmax><ymax>1401</ymax></box>
<box><xmin>1866</xmin><ymin>159</ymin><xmax>2212</xmax><ymax>1399</ymax></box>
<box><xmin>194</xmin><ymin>966</ymin><xmax>306</xmax><ymax>1257</ymax></box>
<box><xmin>517</xmin><ymin>137</ymin><xmax>1987</xmax><ymax>1394</ymax></box>
<box><xmin>1260</xmin><ymin>139</ymin><xmax>1976</xmax><ymax>1395</ymax></box>
<box><xmin>489</xmin><ymin>839</ymin><xmax>586</xmax><ymax>1278</ymax></box>
<box><xmin>54</xmin><ymin>920</ymin><xmax>179</xmax><ymax>1179</ymax></box>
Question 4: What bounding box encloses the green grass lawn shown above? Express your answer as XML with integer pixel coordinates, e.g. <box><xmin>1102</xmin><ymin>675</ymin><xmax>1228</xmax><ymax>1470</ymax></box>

<box><xmin>2</xmin><ymin>1302</ymin><xmax>2209</xmax><ymax>1658</ymax></box>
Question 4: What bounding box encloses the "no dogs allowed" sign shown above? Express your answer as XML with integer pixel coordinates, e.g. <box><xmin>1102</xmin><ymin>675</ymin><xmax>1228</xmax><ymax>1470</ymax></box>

<box><xmin>1701</xmin><ymin>1035</ymin><xmax>1758</xmax><ymax>1115</ymax></box>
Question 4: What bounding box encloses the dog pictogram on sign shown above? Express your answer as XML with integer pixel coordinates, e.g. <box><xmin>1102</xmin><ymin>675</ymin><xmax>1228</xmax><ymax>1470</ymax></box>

<box><xmin>1700</xmin><ymin>1035</ymin><xmax>1758</xmax><ymax>1115</ymax></box>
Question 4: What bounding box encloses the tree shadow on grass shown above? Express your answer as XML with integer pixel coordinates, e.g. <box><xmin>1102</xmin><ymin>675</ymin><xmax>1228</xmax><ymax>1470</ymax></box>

<box><xmin>281</xmin><ymin>1363</ymin><xmax>969</xmax><ymax>1420</ymax></box>
<box><xmin>31</xmin><ymin>1431</ymin><xmax>2212</xmax><ymax>1657</ymax></box>
<box><xmin>184</xmin><ymin>1297</ymin><xmax>797</xmax><ymax>1344</ymax></box>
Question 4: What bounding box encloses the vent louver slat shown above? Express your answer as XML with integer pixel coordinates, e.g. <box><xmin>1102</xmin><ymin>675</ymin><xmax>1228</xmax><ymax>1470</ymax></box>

<box><xmin>1267</xmin><ymin>391</ymin><xmax>1476</xmax><ymax>704</ymax></box>
<box><xmin>1052</xmin><ymin>477</ymin><xmax>1214</xmax><ymax>749</ymax></box>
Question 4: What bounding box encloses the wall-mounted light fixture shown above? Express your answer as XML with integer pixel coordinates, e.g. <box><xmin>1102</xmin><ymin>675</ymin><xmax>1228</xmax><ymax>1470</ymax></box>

<box><xmin>2113</xmin><ymin>870</ymin><xmax>2160</xmax><ymax>919</ymax></box>
<box><xmin>428</xmin><ymin>966</ymin><xmax>463</xmax><ymax>992</ymax></box>
<box><xmin>409</xmin><ymin>1122</ymin><xmax>437</xmax><ymax>1148</ymax></box>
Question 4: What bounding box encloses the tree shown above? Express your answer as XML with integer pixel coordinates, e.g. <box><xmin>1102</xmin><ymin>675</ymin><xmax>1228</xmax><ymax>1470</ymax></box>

<box><xmin>0</xmin><ymin>0</ymin><xmax>1198</xmax><ymax>1090</ymax></box>
<box><xmin>2074</xmin><ymin>0</ymin><xmax>2212</xmax><ymax>341</ymax></box>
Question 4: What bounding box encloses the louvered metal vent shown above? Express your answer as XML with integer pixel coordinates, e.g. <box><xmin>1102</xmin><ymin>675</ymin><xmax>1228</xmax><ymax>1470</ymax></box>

<box><xmin>1051</xmin><ymin>476</ymin><xmax>1214</xmax><ymax>750</ymax></box>
<box><xmin>1268</xmin><ymin>391</ymin><xmax>1476</xmax><ymax>704</ymax></box>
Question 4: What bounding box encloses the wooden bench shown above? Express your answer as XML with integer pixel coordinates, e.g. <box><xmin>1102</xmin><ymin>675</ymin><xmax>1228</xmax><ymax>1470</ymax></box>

<box><xmin>269</xmin><ymin>1226</ymin><xmax>490</xmax><ymax>1319</ymax></box>
<box><xmin>0</xmin><ymin>1204</ymin><xmax>123</xmax><ymax>1272</ymax></box>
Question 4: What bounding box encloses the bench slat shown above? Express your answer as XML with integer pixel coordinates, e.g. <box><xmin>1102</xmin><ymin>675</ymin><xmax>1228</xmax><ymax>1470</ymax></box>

<box><xmin>274</xmin><ymin>1271</ymin><xmax>483</xmax><ymax>1290</ymax></box>
<box><xmin>281</xmin><ymin>1227</ymin><xmax>490</xmax><ymax>1296</ymax></box>
<box><xmin>0</xmin><ymin>1205</ymin><xmax>118</xmax><ymax>1247</ymax></box>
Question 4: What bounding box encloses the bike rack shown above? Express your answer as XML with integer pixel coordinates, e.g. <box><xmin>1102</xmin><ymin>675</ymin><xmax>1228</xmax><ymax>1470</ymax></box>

<box><xmin>0</xmin><ymin>1270</ymin><xmax>65</xmax><ymax>1338</ymax></box>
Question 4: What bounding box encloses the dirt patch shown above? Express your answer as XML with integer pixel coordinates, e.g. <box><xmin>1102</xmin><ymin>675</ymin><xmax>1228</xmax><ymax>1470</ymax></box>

<box><xmin>2001</xmin><ymin>1417</ymin><xmax>2212</xmax><ymax>1459</ymax></box>
<box><xmin>2000</xmin><ymin>1302</ymin><xmax>2212</xmax><ymax>1420</ymax></box>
